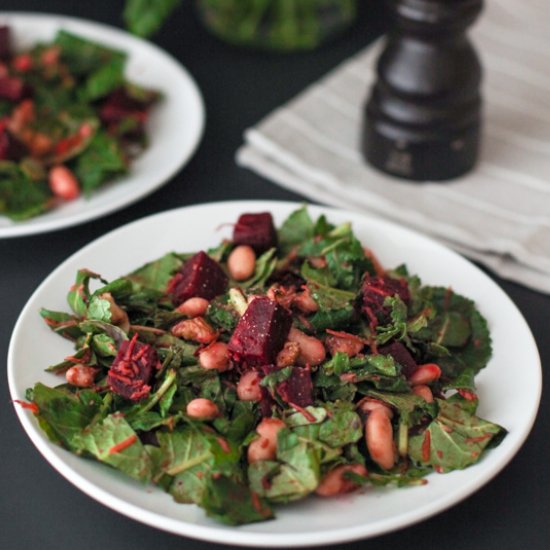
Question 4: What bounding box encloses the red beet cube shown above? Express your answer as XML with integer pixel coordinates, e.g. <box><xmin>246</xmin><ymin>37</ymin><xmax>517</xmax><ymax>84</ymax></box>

<box><xmin>277</xmin><ymin>367</ymin><xmax>313</xmax><ymax>407</ymax></box>
<box><xmin>0</xmin><ymin>75</ymin><xmax>32</xmax><ymax>101</ymax></box>
<box><xmin>361</xmin><ymin>274</ymin><xmax>410</xmax><ymax>325</ymax></box>
<box><xmin>228</xmin><ymin>296</ymin><xmax>292</xmax><ymax>366</ymax></box>
<box><xmin>0</xmin><ymin>128</ymin><xmax>28</xmax><ymax>161</ymax></box>
<box><xmin>99</xmin><ymin>88</ymin><xmax>149</xmax><ymax>125</ymax></box>
<box><xmin>0</xmin><ymin>26</ymin><xmax>11</xmax><ymax>61</ymax></box>
<box><xmin>108</xmin><ymin>334</ymin><xmax>160</xmax><ymax>401</ymax></box>
<box><xmin>233</xmin><ymin>212</ymin><xmax>277</xmax><ymax>253</ymax></box>
<box><xmin>378</xmin><ymin>341</ymin><xmax>418</xmax><ymax>378</ymax></box>
<box><xmin>168</xmin><ymin>251</ymin><xmax>228</xmax><ymax>306</ymax></box>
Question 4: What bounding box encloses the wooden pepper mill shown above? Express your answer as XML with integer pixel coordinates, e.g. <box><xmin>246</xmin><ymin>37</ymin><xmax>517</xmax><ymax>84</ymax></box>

<box><xmin>363</xmin><ymin>0</ymin><xmax>483</xmax><ymax>181</ymax></box>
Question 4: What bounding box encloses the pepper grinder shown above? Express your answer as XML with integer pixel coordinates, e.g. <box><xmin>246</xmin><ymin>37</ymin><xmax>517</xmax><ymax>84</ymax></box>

<box><xmin>363</xmin><ymin>0</ymin><xmax>483</xmax><ymax>181</ymax></box>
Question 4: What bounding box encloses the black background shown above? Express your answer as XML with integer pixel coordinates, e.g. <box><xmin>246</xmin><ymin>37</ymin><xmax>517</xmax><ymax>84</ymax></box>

<box><xmin>1</xmin><ymin>2</ymin><xmax>548</xmax><ymax>549</ymax></box>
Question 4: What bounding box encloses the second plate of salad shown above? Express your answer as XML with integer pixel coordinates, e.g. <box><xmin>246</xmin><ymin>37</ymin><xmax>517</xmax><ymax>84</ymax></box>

<box><xmin>8</xmin><ymin>200</ymin><xmax>541</xmax><ymax>546</ymax></box>
<box><xmin>0</xmin><ymin>13</ymin><xmax>205</xmax><ymax>238</ymax></box>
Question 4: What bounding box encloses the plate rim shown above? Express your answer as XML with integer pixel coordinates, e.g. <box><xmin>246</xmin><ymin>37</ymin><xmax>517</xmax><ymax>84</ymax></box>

<box><xmin>7</xmin><ymin>199</ymin><xmax>543</xmax><ymax>546</ymax></box>
<box><xmin>0</xmin><ymin>11</ymin><xmax>205</xmax><ymax>239</ymax></box>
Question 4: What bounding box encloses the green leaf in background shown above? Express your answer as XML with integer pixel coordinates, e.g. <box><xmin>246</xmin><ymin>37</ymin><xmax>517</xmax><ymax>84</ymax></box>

<box><xmin>249</xmin><ymin>428</ymin><xmax>321</xmax><ymax>503</ymax></box>
<box><xmin>40</xmin><ymin>308</ymin><xmax>82</xmax><ymax>340</ymax></box>
<box><xmin>318</xmin><ymin>405</ymin><xmax>362</xmax><ymax>448</ymax></box>
<box><xmin>278</xmin><ymin>205</ymin><xmax>314</xmax><ymax>255</ymax></box>
<box><xmin>201</xmin><ymin>475</ymin><xmax>274</xmax><ymax>525</ymax></box>
<box><xmin>55</xmin><ymin>30</ymin><xmax>127</xmax><ymax>76</ymax></box>
<box><xmin>31</xmin><ymin>383</ymin><xmax>99</xmax><ymax>450</ymax></box>
<box><xmin>123</xmin><ymin>0</ymin><xmax>182</xmax><ymax>37</ymax></box>
<box><xmin>67</xmin><ymin>269</ymin><xmax>103</xmax><ymax>317</ymax></box>
<box><xmin>76</xmin><ymin>414</ymin><xmax>154</xmax><ymax>482</ymax></box>
<box><xmin>285</xmin><ymin>406</ymin><xmax>327</xmax><ymax>427</ymax></box>
<box><xmin>409</xmin><ymin>399</ymin><xmax>506</xmax><ymax>473</ymax></box>
<box><xmin>205</xmin><ymin>295</ymin><xmax>240</xmax><ymax>333</ymax></box>
<box><xmin>0</xmin><ymin>163</ymin><xmax>50</xmax><ymax>221</ymax></box>
<box><xmin>128</xmin><ymin>252</ymin><xmax>183</xmax><ymax>291</ymax></box>
<box><xmin>158</xmin><ymin>428</ymin><xmax>212</xmax><ymax>477</ymax></box>
<box><xmin>87</xmin><ymin>295</ymin><xmax>113</xmax><ymax>323</ymax></box>
<box><xmin>240</xmin><ymin>248</ymin><xmax>277</xmax><ymax>289</ymax></box>
<box><xmin>73</xmin><ymin>131</ymin><xmax>128</xmax><ymax>195</ymax></box>
<box><xmin>308</xmin><ymin>305</ymin><xmax>355</xmax><ymax>333</ymax></box>
<box><xmin>416</xmin><ymin>287</ymin><xmax>492</xmax><ymax>379</ymax></box>
<box><xmin>80</xmin><ymin>57</ymin><xmax>125</xmax><ymax>102</ymax></box>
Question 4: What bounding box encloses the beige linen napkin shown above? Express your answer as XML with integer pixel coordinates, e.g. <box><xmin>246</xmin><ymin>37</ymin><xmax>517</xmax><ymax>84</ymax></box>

<box><xmin>237</xmin><ymin>0</ymin><xmax>550</xmax><ymax>294</ymax></box>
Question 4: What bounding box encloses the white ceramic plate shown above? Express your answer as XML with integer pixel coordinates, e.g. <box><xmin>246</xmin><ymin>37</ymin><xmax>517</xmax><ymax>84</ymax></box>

<box><xmin>0</xmin><ymin>13</ymin><xmax>205</xmax><ymax>238</ymax></box>
<box><xmin>8</xmin><ymin>201</ymin><xmax>541</xmax><ymax>546</ymax></box>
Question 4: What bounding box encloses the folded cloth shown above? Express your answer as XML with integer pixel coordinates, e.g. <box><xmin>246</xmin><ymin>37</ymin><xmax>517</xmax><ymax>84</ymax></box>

<box><xmin>237</xmin><ymin>0</ymin><xmax>550</xmax><ymax>294</ymax></box>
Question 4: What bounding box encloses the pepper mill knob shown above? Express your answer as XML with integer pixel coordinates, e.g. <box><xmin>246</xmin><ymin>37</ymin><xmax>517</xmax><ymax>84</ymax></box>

<box><xmin>363</xmin><ymin>0</ymin><xmax>484</xmax><ymax>181</ymax></box>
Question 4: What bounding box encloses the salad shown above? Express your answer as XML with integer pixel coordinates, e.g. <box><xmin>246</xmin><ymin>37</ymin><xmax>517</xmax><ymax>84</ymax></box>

<box><xmin>20</xmin><ymin>207</ymin><xmax>506</xmax><ymax>526</ymax></box>
<box><xmin>0</xmin><ymin>26</ymin><xmax>160</xmax><ymax>220</ymax></box>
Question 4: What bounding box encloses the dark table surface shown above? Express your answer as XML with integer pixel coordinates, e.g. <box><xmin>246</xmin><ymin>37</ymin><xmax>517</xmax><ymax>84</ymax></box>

<box><xmin>1</xmin><ymin>2</ymin><xmax>548</xmax><ymax>549</ymax></box>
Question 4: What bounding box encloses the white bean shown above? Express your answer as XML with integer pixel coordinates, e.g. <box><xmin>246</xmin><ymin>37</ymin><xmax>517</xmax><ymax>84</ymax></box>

<box><xmin>247</xmin><ymin>436</ymin><xmax>275</xmax><ymax>463</ymax></box>
<box><xmin>171</xmin><ymin>317</ymin><xmax>217</xmax><ymax>343</ymax></box>
<box><xmin>236</xmin><ymin>370</ymin><xmax>263</xmax><ymax>401</ymax></box>
<box><xmin>99</xmin><ymin>292</ymin><xmax>129</xmax><ymax>332</ymax></box>
<box><xmin>412</xmin><ymin>384</ymin><xmax>434</xmax><ymax>403</ymax></box>
<box><xmin>227</xmin><ymin>245</ymin><xmax>256</xmax><ymax>281</ymax></box>
<box><xmin>409</xmin><ymin>363</ymin><xmax>442</xmax><ymax>386</ymax></box>
<box><xmin>176</xmin><ymin>297</ymin><xmax>209</xmax><ymax>317</ymax></box>
<box><xmin>186</xmin><ymin>398</ymin><xmax>219</xmax><ymax>420</ymax></box>
<box><xmin>287</xmin><ymin>327</ymin><xmax>326</xmax><ymax>366</ymax></box>
<box><xmin>66</xmin><ymin>364</ymin><xmax>96</xmax><ymax>388</ymax></box>
<box><xmin>365</xmin><ymin>408</ymin><xmax>396</xmax><ymax>470</ymax></box>
<box><xmin>199</xmin><ymin>342</ymin><xmax>231</xmax><ymax>372</ymax></box>
<box><xmin>315</xmin><ymin>464</ymin><xmax>368</xmax><ymax>496</ymax></box>
<box><xmin>256</xmin><ymin>417</ymin><xmax>285</xmax><ymax>442</ymax></box>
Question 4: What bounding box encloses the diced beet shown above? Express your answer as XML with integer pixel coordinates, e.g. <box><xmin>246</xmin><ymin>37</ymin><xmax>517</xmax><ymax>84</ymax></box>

<box><xmin>268</xmin><ymin>270</ymin><xmax>305</xmax><ymax>289</ymax></box>
<box><xmin>233</xmin><ymin>212</ymin><xmax>278</xmax><ymax>253</ymax></box>
<box><xmin>277</xmin><ymin>366</ymin><xmax>313</xmax><ymax>407</ymax></box>
<box><xmin>378</xmin><ymin>341</ymin><xmax>418</xmax><ymax>378</ymax></box>
<box><xmin>99</xmin><ymin>88</ymin><xmax>150</xmax><ymax>129</ymax></box>
<box><xmin>0</xmin><ymin>26</ymin><xmax>11</xmax><ymax>61</ymax></box>
<box><xmin>228</xmin><ymin>296</ymin><xmax>292</xmax><ymax>366</ymax></box>
<box><xmin>167</xmin><ymin>251</ymin><xmax>228</xmax><ymax>306</ymax></box>
<box><xmin>0</xmin><ymin>75</ymin><xmax>32</xmax><ymax>101</ymax></box>
<box><xmin>0</xmin><ymin>128</ymin><xmax>28</xmax><ymax>161</ymax></box>
<box><xmin>108</xmin><ymin>334</ymin><xmax>161</xmax><ymax>401</ymax></box>
<box><xmin>360</xmin><ymin>274</ymin><xmax>410</xmax><ymax>325</ymax></box>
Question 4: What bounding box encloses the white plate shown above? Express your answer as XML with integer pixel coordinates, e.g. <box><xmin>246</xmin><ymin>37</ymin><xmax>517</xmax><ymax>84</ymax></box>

<box><xmin>0</xmin><ymin>13</ymin><xmax>205</xmax><ymax>238</ymax></box>
<box><xmin>8</xmin><ymin>200</ymin><xmax>542</xmax><ymax>546</ymax></box>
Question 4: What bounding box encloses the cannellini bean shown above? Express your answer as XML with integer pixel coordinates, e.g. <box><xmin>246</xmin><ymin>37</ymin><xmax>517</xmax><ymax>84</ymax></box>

<box><xmin>409</xmin><ymin>363</ymin><xmax>442</xmax><ymax>386</ymax></box>
<box><xmin>276</xmin><ymin>341</ymin><xmax>300</xmax><ymax>367</ymax></box>
<box><xmin>247</xmin><ymin>436</ymin><xmax>275</xmax><ymax>463</ymax></box>
<box><xmin>199</xmin><ymin>342</ymin><xmax>231</xmax><ymax>372</ymax></box>
<box><xmin>66</xmin><ymin>364</ymin><xmax>96</xmax><ymax>388</ymax></box>
<box><xmin>287</xmin><ymin>327</ymin><xmax>326</xmax><ymax>366</ymax></box>
<box><xmin>186</xmin><ymin>398</ymin><xmax>219</xmax><ymax>420</ymax></box>
<box><xmin>365</xmin><ymin>408</ymin><xmax>396</xmax><ymax>470</ymax></box>
<box><xmin>412</xmin><ymin>384</ymin><xmax>434</xmax><ymax>403</ymax></box>
<box><xmin>325</xmin><ymin>330</ymin><xmax>364</xmax><ymax>357</ymax></box>
<box><xmin>247</xmin><ymin>418</ymin><xmax>286</xmax><ymax>463</ymax></box>
<box><xmin>176</xmin><ymin>297</ymin><xmax>209</xmax><ymax>317</ymax></box>
<box><xmin>236</xmin><ymin>370</ymin><xmax>263</xmax><ymax>401</ymax></box>
<box><xmin>99</xmin><ymin>292</ymin><xmax>130</xmax><ymax>332</ymax></box>
<box><xmin>48</xmin><ymin>165</ymin><xmax>80</xmax><ymax>200</ymax></box>
<box><xmin>256</xmin><ymin>418</ymin><xmax>286</xmax><ymax>442</ymax></box>
<box><xmin>315</xmin><ymin>464</ymin><xmax>368</xmax><ymax>497</ymax></box>
<box><xmin>357</xmin><ymin>397</ymin><xmax>393</xmax><ymax>417</ymax></box>
<box><xmin>293</xmin><ymin>286</ymin><xmax>318</xmax><ymax>313</ymax></box>
<box><xmin>227</xmin><ymin>245</ymin><xmax>256</xmax><ymax>281</ymax></box>
<box><xmin>171</xmin><ymin>317</ymin><xmax>217</xmax><ymax>344</ymax></box>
